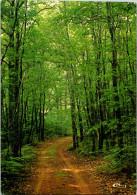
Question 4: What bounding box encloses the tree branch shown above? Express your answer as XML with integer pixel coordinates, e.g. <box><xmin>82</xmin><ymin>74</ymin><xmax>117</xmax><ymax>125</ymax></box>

<box><xmin>36</xmin><ymin>5</ymin><xmax>56</xmax><ymax>15</ymax></box>
<box><xmin>2</xmin><ymin>60</ymin><xmax>9</xmax><ymax>66</ymax></box>
<box><xmin>1</xmin><ymin>41</ymin><xmax>11</xmax><ymax>66</ymax></box>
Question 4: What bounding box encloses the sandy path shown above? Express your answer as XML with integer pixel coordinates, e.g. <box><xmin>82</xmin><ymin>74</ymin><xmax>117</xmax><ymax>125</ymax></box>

<box><xmin>23</xmin><ymin>137</ymin><xmax>104</xmax><ymax>194</ymax></box>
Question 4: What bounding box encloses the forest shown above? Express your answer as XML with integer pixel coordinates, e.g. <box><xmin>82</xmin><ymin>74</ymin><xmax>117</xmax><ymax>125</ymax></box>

<box><xmin>1</xmin><ymin>0</ymin><xmax>136</xmax><ymax>194</ymax></box>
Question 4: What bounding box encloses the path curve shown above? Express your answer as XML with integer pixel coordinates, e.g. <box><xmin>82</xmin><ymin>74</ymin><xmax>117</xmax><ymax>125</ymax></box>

<box><xmin>23</xmin><ymin>137</ymin><xmax>104</xmax><ymax>194</ymax></box>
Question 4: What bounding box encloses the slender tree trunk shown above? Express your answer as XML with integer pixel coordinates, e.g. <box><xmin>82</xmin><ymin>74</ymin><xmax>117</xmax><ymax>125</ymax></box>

<box><xmin>106</xmin><ymin>2</ymin><xmax>123</xmax><ymax>148</ymax></box>
<box><xmin>8</xmin><ymin>0</ymin><xmax>20</xmax><ymax>157</ymax></box>
<box><xmin>41</xmin><ymin>93</ymin><xmax>45</xmax><ymax>141</ymax></box>
<box><xmin>70</xmin><ymin>89</ymin><xmax>78</xmax><ymax>149</ymax></box>
<box><xmin>27</xmin><ymin>104</ymin><xmax>34</xmax><ymax>143</ymax></box>
<box><xmin>39</xmin><ymin>94</ymin><xmax>42</xmax><ymax>141</ymax></box>
<box><xmin>76</xmin><ymin>99</ymin><xmax>84</xmax><ymax>142</ymax></box>
<box><xmin>35</xmin><ymin>105</ymin><xmax>38</xmax><ymax>135</ymax></box>
<box><xmin>83</xmin><ymin>75</ymin><xmax>92</xmax><ymax>127</ymax></box>
<box><xmin>64</xmin><ymin>1</ymin><xmax>78</xmax><ymax>149</ymax></box>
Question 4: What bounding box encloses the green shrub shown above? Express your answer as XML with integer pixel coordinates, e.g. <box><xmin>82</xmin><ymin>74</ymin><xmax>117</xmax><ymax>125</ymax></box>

<box><xmin>100</xmin><ymin>145</ymin><xmax>136</xmax><ymax>176</ymax></box>
<box><xmin>1</xmin><ymin>145</ymin><xmax>35</xmax><ymax>194</ymax></box>
<box><xmin>74</xmin><ymin>138</ymin><xmax>98</xmax><ymax>157</ymax></box>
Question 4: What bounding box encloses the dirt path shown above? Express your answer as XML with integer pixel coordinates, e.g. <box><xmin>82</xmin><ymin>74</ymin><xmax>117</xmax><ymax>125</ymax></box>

<box><xmin>23</xmin><ymin>137</ymin><xmax>104</xmax><ymax>194</ymax></box>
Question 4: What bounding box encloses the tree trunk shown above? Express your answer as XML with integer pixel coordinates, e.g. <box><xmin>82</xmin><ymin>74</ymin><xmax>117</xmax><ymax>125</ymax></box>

<box><xmin>76</xmin><ymin>99</ymin><xmax>84</xmax><ymax>142</ymax></box>
<box><xmin>106</xmin><ymin>2</ymin><xmax>123</xmax><ymax>148</ymax></box>
<box><xmin>41</xmin><ymin>93</ymin><xmax>45</xmax><ymax>141</ymax></box>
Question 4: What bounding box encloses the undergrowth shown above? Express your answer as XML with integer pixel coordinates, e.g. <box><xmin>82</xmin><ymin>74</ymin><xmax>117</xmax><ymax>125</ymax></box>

<box><xmin>68</xmin><ymin>139</ymin><xmax>136</xmax><ymax>179</ymax></box>
<box><xmin>98</xmin><ymin>145</ymin><xmax>136</xmax><ymax>178</ymax></box>
<box><xmin>1</xmin><ymin>145</ymin><xmax>36</xmax><ymax>194</ymax></box>
<box><xmin>68</xmin><ymin>139</ymin><xmax>104</xmax><ymax>161</ymax></box>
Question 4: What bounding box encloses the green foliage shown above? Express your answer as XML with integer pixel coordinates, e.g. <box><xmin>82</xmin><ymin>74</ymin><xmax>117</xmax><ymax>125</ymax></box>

<box><xmin>2</xmin><ymin>160</ymin><xmax>23</xmax><ymax>177</ymax></box>
<box><xmin>20</xmin><ymin>145</ymin><xmax>35</xmax><ymax>163</ymax></box>
<box><xmin>99</xmin><ymin>145</ymin><xmax>136</xmax><ymax>176</ymax></box>
<box><xmin>73</xmin><ymin>137</ymin><xmax>99</xmax><ymax>157</ymax></box>
<box><xmin>86</xmin><ymin>125</ymin><xmax>100</xmax><ymax>137</ymax></box>
<box><xmin>75</xmin><ymin>139</ymin><xmax>93</xmax><ymax>156</ymax></box>
<box><xmin>67</xmin><ymin>143</ymin><xmax>73</xmax><ymax>151</ymax></box>
<box><xmin>1</xmin><ymin>145</ymin><xmax>35</xmax><ymax>194</ymax></box>
<box><xmin>45</xmin><ymin>109</ymin><xmax>72</xmax><ymax>138</ymax></box>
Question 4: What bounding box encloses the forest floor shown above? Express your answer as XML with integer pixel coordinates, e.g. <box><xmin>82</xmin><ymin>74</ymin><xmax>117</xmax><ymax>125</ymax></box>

<box><xmin>19</xmin><ymin>137</ymin><xmax>136</xmax><ymax>195</ymax></box>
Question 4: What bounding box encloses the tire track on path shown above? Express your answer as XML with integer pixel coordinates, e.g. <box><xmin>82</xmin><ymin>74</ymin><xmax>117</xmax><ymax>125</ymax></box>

<box><xmin>57</xmin><ymin>138</ymin><xmax>92</xmax><ymax>194</ymax></box>
<box><xmin>23</xmin><ymin>137</ymin><xmax>104</xmax><ymax>194</ymax></box>
<box><xmin>33</xmin><ymin>138</ymin><xmax>65</xmax><ymax>194</ymax></box>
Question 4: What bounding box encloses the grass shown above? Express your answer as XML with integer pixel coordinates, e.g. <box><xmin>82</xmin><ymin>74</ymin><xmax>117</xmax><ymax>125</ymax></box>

<box><xmin>46</xmin><ymin>146</ymin><xmax>57</xmax><ymax>158</ymax></box>
<box><xmin>67</xmin><ymin>143</ymin><xmax>73</xmax><ymax>151</ymax></box>
<box><xmin>97</xmin><ymin>160</ymin><xmax>113</xmax><ymax>175</ymax></box>
<box><xmin>46</xmin><ymin>140</ymin><xmax>66</xmax><ymax>159</ymax></box>
<box><xmin>54</xmin><ymin>170</ymin><xmax>67</xmax><ymax>178</ymax></box>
